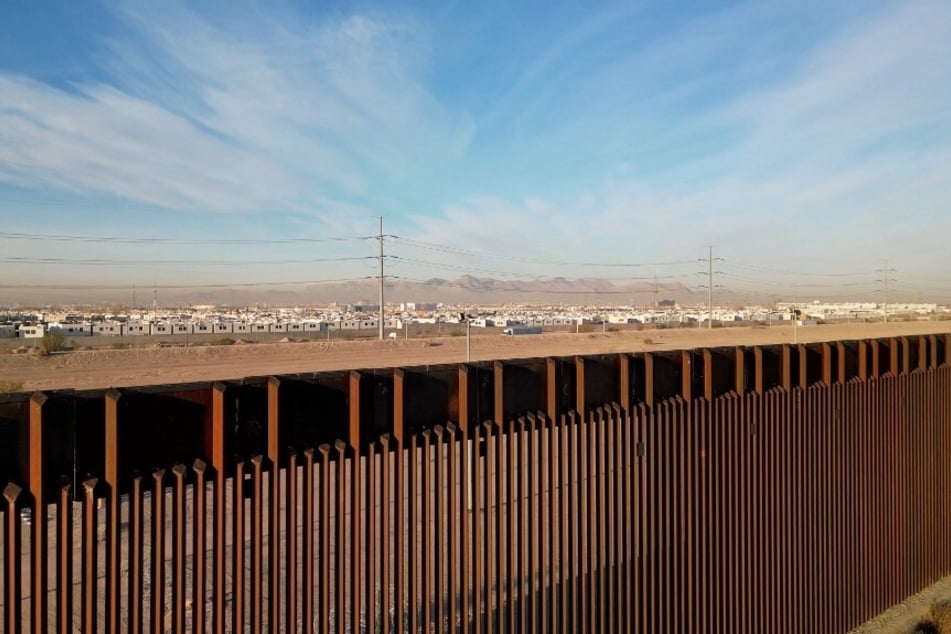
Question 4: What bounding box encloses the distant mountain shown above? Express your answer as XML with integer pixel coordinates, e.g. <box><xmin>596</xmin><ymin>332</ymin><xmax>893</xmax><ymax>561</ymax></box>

<box><xmin>0</xmin><ymin>275</ymin><xmax>771</xmax><ymax>308</ymax></box>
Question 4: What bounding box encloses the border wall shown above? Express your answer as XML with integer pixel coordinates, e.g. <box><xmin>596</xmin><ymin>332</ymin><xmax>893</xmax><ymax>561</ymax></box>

<box><xmin>1</xmin><ymin>334</ymin><xmax>950</xmax><ymax>632</ymax></box>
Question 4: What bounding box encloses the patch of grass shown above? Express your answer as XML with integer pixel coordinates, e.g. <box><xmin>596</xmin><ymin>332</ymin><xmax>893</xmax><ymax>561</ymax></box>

<box><xmin>0</xmin><ymin>379</ymin><xmax>24</xmax><ymax>394</ymax></box>
<box><xmin>208</xmin><ymin>337</ymin><xmax>236</xmax><ymax>346</ymax></box>
<box><xmin>449</xmin><ymin>330</ymin><xmax>465</xmax><ymax>337</ymax></box>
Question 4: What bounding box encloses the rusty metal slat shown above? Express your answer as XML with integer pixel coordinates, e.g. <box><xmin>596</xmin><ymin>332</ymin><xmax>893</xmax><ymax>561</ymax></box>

<box><xmin>676</xmin><ymin>400</ymin><xmax>687</xmax><ymax>634</ymax></box>
<box><xmin>755</xmin><ymin>392</ymin><xmax>766</xmax><ymax>632</ymax></box>
<box><xmin>232</xmin><ymin>461</ymin><xmax>246</xmax><ymax>634</ymax></box>
<box><xmin>334</xmin><ymin>441</ymin><xmax>346</xmax><ymax>634</ymax></box>
<box><xmin>286</xmin><ymin>451</ymin><xmax>299</xmax><ymax>634</ymax></box>
<box><xmin>671</xmin><ymin>400</ymin><xmax>683</xmax><ymax>632</ymax></box>
<box><xmin>85</xmin><ymin>478</ymin><xmax>101</xmax><ymax>633</ymax></box>
<box><xmin>3</xmin><ymin>483</ymin><xmax>23</xmax><ymax>634</ymax></box>
<box><xmin>722</xmin><ymin>394</ymin><xmax>733</xmax><ymax>631</ymax></box>
<box><xmin>267</xmin><ymin>378</ymin><xmax>282</xmax><ymax>634</ymax></box>
<box><xmin>29</xmin><ymin>392</ymin><xmax>48</xmax><ymax>634</ymax></box>
<box><xmin>211</xmin><ymin>384</ymin><xmax>227</xmax><ymax>634</ymax></box>
<box><xmin>585</xmin><ymin>411</ymin><xmax>598</xmax><ymax>634</ymax></box>
<box><xmin>699</xmin><ymin>398</ymin><xmax>710</xmax><ymax>631</ymax></box>
<box><xmin>194</xmin><ymin>460</ymin><xmax>208</xmax><ymax>634</ymax></box>
<box><xmin>740</xmin><ymin>394</ymin><xmax>751</xmax><ymax>632</ymax></box>
<box><xmin>149</xmin><ymin>470</ymin><xmax>165</xmax><ymax>634</ymax></box>
<box><xmin>447</xmin><ymin>424</ymin><xmax>460</xmax><ymax>634</ymax></box>
<box><xmin>835</xmin><ymin>381</ymin><xmax>867</xmax><ymax>623</ymax></box>
<box><xmin>434</xmin><ymin>427</ymin><xmax>447</xmax><ymax>634</ymax></box>
<box><xmin>57</xmin><ymin>479</ymin><xmax>74</xmax><ymax>634</ymax></box>
<box><xmin>622</xmin><ymin>408</ymin><xmax>634</xmax><ymax>634</ymax></box>
<box><xmin>250</xmin><ymin>456</ymin><xmax>265</xmax><ymax>634</ymax></box>
<box><xmin>597</xmin><ymin>409</ymin><xmax>609</xmax><ymax>634</ymax></box>
<box><xmin>171</xmin><ymin>465</ymin><xmax>188</xmax><ymax>634</ymax></box>
<box><xmin>708</xmin><ymin>398</ymin><xmax>720</xmax><ymax>632</ymax></box>
<box><xmin>683</xmin><ymin>398</ymin><xmax>694</xmax><ymax>634</ymax></box>
<box><xmin>637</xmin><ymin>403</ymin><xmax>656</xmax><ymax>632</ymax></box>
<box><xmin>734</xmin><ymin>394</ymin><xmax>746</xmax><ymax>631</ymax></box>
<box><xmin>558</xmin><ymin>415</ymin><xmax>570</xmax><ymax>634</ymax></box>
<box><xmin>392</xmin><ymin>436</ymin><xmax>404</xmax><ymax>634</ymax></box>
<box><xmin>507</xmin><ymin>420</ymin><xmax>518</xmax><ymax>634</ymax></box>
<box><xmin>379</xmin><ymin>438</ymin><xmax>391</xmax><ymax>634</ymax></box>
<box><xmin>456</xmin><ymin>423</ymin><xmax>470</xmax><ymax>634</ymax></box>
<box><xmin>351</xmin><ymin>443</ymin><xmax>362</xmax><ymax>634</ymax></box>
<box><xmin>606</xmin><ymin>407</ymin><xmax>620</xmax><ymax>634</ymax></box>
<box><xmin>303</xmin><ymin>448</ymin><xmax>315</xmax><ymax>634</ymax></box>
<box><xmin>366</xmin><ymin>441</ymin><xmax>377</xmax><ymax>634</ymax></box>
<box><xmin>785</xmin><ymin>388</ymin><xmax>798</xmax><ymax>631</ymax></box>
<box><xmin>575</xmin><ymin>410</ymin><xmax>587</xmax><ymax>633</ymax></box>
<box><xmin>656</xmin><ymin>402</ymin><xmax>667</xmax><ymax>631</ymax></box>
<box><xmin>570</xmin><ymin>411</ymin><xmax>583</xmax><ymax>633</ymax></box>
<box><xmin>519</xmin><ymin>417</ymin><xmax>530</xmax><ymax>634</ymax></box>
<box><xmin>422</xmin><ymin>429</ymin><xmax>434</xmax><ymax>634</ymax></box>
<box><xmin>528</xmin><ymin>415</ymin><xmax>541</xmax><ymax>634</ymax></box>
<box><xmin>318</xmin><ymin>445</ymin><xmax>331</xmax><ymax>634</ymax></box>
<box><xmin>472</xmin><ymin>424</ymin><xmax>484</xmax><ymax>634</ymax></box>
<box><xmin>615</xmin><ymin>406</ymin><xmax>629</xmax><ymax>634</ymax></box>
<box><xmin>435</xmin><ymin>426</ymin><xmax>448</xmax><ymax>634</ymax></box>
<box><xmin>487</xmin><ymin>421</ymin><xmax>501</xmax><ymax>634</ymax></box>
<box><xmin>408</xmin><ymin>433</ymin><xmax>419</xmax><ymax>634</ymax></box>
<box><xmin>812</xmin><ymin>386</ymin><xmax>823</xmax><ymax>632</ymax></box>
<box><xmin>542</xmin><ymin>414</ymin><xmax>555</xmax><ymax>634</ymax></box>
<box><xmin>104</xmin><ymin>390</ymin><xmax>121</xmax><ymax>634</ymax></box>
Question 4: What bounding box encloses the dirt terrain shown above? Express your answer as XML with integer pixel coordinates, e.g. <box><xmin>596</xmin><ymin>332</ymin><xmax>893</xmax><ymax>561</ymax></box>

<box><xmin>1</xmin><ymin>321</ymin><xmax>949</xmax><ymax>392</ymax></box>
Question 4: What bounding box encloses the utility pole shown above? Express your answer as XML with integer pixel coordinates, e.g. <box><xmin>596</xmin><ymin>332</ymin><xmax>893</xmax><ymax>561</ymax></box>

<box><xmin>708</xmin><ymin>246</ymin><xmax>714</xmax><ymax>329</ymax></box>
<box><xmin>877</xmin><ymin>260</ymin><xmax>896</xmax><ymax>324</ymax></box>
<box><xmin>883</xmin><ymin>258</ymin><xmax>889</xmax><ymax>324</ymax></box>
<box><xmin>698</xmin><ymin>246</ymin><xmax>722</xmax><ymax>329</ymax></box>
<box><xmin>379</xmin><ymin>216</ymin><xmax>384</xmax><ymax>341</ymax></box>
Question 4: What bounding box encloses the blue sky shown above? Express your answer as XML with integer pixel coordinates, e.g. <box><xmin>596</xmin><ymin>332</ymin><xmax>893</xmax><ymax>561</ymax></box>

<box><xmin>1</xmin><ymin>0</ymin><xmax>950</xmax><ymax>303</ymax></box>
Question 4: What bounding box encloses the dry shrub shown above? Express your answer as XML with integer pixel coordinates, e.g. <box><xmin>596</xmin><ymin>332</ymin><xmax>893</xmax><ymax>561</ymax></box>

<box><xmin>0</xmin><ymin>379</ymin><xmax>24</xmax><ymax>394</ymax></box>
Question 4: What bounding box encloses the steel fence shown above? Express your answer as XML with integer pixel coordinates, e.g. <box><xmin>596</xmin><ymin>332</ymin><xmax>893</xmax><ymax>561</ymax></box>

<box><xmin>2</xmin><ymin>334</ymin><xmax>950</xmax><ymax>632</ymax></box>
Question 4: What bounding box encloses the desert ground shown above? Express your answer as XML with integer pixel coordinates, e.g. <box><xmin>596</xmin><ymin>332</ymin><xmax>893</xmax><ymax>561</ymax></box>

<box><xmin>1</xmin><ymin>320</ymin><xmax>950</xmax><ymax>393</ymax></box>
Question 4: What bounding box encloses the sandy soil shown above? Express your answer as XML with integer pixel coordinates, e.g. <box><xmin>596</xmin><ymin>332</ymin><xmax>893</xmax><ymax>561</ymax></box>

<box><xmin>1</xmin><ymin>321</ymin><xmax>949</xmax><ymax>393</ymax></box>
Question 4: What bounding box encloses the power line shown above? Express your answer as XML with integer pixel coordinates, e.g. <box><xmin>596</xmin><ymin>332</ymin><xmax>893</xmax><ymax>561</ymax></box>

<box><xmin>0</xmin><ymin>231</ymin><xmax>374</xmax><ymax>244</ymax></box>
<box><xmin>0</xmin><ymin>276</ymin><xmax>376</xmax><ymax>290</ymax></box>
<box><xmin>0</xmin><ymin>256</ymin><xmax>374</xmax><ymax>266</ymax></box>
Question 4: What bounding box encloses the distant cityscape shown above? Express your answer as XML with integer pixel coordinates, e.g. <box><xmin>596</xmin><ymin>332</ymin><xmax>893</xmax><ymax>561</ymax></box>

<box><xmin>1</xmin><ymin>299</ymin><xmax>946</xmax><ymax>342</ymax></box>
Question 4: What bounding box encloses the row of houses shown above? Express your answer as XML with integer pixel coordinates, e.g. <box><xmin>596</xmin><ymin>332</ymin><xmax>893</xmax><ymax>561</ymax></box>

<box><xmin>1</xmin><ymin>319</ymin><xmax>407</xmax><ymax>339</ymax></box>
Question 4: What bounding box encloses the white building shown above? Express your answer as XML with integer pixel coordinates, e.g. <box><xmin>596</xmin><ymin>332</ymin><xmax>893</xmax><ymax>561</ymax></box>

<box><xmin>92</xmin><ymin>323</ymin><xmax>122</xmax><ymax>336</ymax></box>
<box><xmin>18</xmin><ymin>324</ymin><xmax>45</xmax><ymax>339</ymax></box>
<box><xmin>125</xmin><ymin>322</ymin><xmax>149</xmax><ymax>336</ymax></box>
<box><xmin>48</xmin><ymin>323</ymin><xmax>93</xmax><ymax>337</ymax></box>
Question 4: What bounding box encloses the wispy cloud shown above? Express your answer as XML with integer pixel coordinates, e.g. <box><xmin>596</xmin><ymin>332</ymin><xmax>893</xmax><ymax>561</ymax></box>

<box><xmin>0</xmin><ymin>2</ymin><xmax>474</xmax><ymax>216</ymax></box>
<box><xmin>409</xmin><ymin>0</ymin><xmax>951</xmax><ymax>282</ymax></box>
